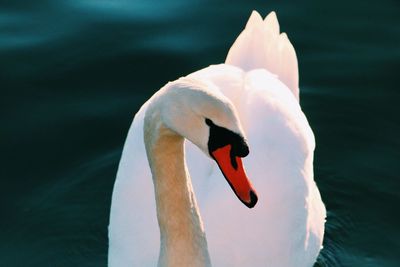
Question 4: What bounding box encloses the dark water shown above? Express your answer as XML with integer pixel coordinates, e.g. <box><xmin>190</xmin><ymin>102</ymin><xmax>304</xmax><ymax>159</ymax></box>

<box><xmin>1</xmin><ymin>0</ymin><xmax>399</xmax><ymax>266</ymax></box>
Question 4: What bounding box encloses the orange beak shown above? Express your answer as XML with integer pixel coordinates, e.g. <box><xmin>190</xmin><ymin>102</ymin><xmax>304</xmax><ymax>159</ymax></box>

<box><xmin>211</xmin><ymin>144</ymin><xmax>258</xmax><ymax>208</ymax></box>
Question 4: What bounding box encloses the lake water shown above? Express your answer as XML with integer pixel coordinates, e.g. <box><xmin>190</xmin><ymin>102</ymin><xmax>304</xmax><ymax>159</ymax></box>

<box><xmin>1</xmin><ymin>0</ymin><xmax>399</xmax><ymax>266</ymax></box>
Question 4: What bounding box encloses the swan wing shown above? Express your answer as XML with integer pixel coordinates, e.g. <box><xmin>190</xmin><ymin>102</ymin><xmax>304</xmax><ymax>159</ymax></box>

<box><xmin>187</xmin><ymin>65</ymin><xmax>325</xmax><ymax>267</ymax></box>
<box><xmin>225</xmin><ymin>11</ymin><xmax>299</xmax><ymax>101</ymax></box>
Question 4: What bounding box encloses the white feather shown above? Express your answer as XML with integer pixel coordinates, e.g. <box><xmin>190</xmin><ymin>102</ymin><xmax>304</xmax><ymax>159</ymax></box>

<box><xmin>226</xmin><ymin>11</ymin><xmax>299</xmax><ymax>101</ymax></box>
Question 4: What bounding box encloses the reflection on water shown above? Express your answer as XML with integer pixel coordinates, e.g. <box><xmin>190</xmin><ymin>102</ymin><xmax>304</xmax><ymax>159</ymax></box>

<box><xmin>1</xmin><ymin>0</ymin><xmax>399</xmax><ymax>266</ymax></box>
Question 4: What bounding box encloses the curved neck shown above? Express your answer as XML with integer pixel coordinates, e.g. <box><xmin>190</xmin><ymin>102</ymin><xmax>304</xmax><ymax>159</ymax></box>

<box><xmin>144</xmin><ymin>107</ymin><xmax>211</xmax><ymax>267</ymax></box>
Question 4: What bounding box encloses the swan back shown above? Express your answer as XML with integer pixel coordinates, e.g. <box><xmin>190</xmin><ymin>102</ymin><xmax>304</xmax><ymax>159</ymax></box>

<box><xmin>225</xmin><ymin>11</ymin><xmax>299</xmax><ymax>101</ymax></box>
<box><xmin>187</xmin><ymin>66</ymin><xmax>324</xmax><ymax>267</ymax></box>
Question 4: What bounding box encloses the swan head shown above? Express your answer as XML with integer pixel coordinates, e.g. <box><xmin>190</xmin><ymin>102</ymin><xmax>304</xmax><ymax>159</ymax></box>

<box><xmin>160</xmin><ymin>78</ymin><xmax>258</xmax><ymax>208</ymax></box>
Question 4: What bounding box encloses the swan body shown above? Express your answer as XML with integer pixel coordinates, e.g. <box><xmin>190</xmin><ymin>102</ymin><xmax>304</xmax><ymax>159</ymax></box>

<box><xmin>108</xmin><ymin>11</ymin><xmax>326</xmax><ymax>267</ymax></box>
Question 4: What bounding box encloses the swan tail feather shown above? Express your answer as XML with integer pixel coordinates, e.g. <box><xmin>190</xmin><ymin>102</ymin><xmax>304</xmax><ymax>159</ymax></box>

<box><xmin>225</xmin><ymin>11</ymin><xmax>299</xmax><ymax>101</ymax></box>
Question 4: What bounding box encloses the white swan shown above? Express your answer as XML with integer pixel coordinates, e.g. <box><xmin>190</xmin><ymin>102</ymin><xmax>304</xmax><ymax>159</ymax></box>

<box><xmin>108</xmin><ymin>11</ymin><xmax>326</xmax><ymax>267</ymax></box>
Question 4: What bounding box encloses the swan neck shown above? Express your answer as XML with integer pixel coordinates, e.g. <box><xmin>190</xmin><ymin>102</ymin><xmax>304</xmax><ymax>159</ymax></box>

<box><xmin>144</xmin><ymin>110</ymin><xmax>211</xmax><ymax>267</ymax></box>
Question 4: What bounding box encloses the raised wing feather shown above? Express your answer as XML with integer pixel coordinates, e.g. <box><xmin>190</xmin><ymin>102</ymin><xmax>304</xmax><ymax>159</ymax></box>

<box><xmin>225</xmin><ymin>11</ymin><xmax>299</xmax><ymax>101</ymax></box>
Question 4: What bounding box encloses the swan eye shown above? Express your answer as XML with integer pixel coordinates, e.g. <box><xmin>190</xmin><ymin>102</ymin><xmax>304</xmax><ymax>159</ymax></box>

<box><xmin>205</xmin><ymin>118</ymin><xmax>213</xmax><ymax>126</ymax></box>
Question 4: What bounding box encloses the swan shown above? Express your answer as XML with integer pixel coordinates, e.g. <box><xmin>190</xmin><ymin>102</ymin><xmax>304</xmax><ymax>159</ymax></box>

<box><xmin>108</xmin><ymin>10</ymin><xmax>326</xmax><ymax>267</ymax></box>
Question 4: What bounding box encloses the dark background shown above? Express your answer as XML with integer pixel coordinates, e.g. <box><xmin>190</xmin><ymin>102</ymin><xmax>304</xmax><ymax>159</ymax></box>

<box><xmin>1</xmin><ymin>0</ymin><xmax>399</xmax><ymax>266</ymax></box>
